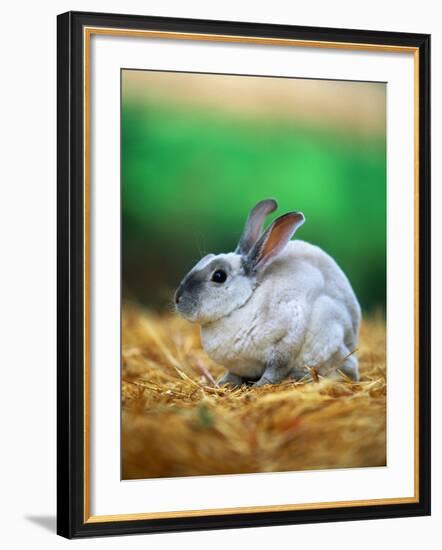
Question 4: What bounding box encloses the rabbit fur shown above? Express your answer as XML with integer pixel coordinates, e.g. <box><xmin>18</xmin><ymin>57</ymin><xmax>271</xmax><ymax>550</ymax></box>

<box><xmin>175</xmin><ymin>199</ymin><xmax>361</xmax><ymax>386</ymax></box>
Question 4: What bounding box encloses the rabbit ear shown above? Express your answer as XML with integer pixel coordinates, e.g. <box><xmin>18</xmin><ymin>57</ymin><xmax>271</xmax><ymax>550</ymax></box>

<box><xmin>245</xmin><ymin>212</ymin><xmax>305</xmax><ymax>272</ymax></box>
<box><xmin>235</xmin><ymin>199</ymin><xmax>278</xmax><ymax>255</ymax></box>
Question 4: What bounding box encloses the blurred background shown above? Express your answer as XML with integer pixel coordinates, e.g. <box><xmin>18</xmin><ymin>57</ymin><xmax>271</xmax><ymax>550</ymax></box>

<box><xmin>122</xmin><ymin>70</ymin><xmax>386</xmax><ymax>314</ymax></box>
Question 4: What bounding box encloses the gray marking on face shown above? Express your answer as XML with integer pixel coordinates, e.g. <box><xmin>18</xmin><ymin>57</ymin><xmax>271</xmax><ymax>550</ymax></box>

<box><xmin>175</xmin><ymin>257</ymin><xmax>227</xmax><ymax>306</ymax></box>
<box><xmin>183</xmin><ymin>258</ymin><xmax>232</xmax><ymax>291</ymax></box>
<box><xmin>175</xmin><ymin>252</ymin><xmax>253</xmax><ymax>323</ymax></box>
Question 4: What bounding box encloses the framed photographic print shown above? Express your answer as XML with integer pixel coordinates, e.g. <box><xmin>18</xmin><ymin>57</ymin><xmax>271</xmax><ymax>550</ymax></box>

<box><xmin>57</xmin><ymin>11</ymin><xmax>431</xmax><ymax>538</ymax></box>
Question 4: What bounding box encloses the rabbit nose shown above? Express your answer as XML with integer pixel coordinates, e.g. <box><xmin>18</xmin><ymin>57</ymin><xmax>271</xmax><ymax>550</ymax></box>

<box><xmin>175</xmin><ymin>287</ymin><xmax>183</xmax><ymax>304</ymax></box>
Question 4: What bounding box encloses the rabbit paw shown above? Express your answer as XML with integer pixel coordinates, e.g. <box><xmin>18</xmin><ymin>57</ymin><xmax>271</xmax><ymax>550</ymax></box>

<box><xmin>337</xmin><ymin>354</ymin><xmax>360</xmax><ymax>381</ymax></box>
<box><xmin>218</xmin><ymin>372</ymin><xmax>245</xmax><ymax>387</ymax></box>
<box><xmin>253</xmin><ymin>357</ymin><xmax>291</xmax><ymax>387</ymax></box>
<box><xmin>253</xmin><ymin>376</ymin><xmax>273</xmax><ymax>387</ymax></box>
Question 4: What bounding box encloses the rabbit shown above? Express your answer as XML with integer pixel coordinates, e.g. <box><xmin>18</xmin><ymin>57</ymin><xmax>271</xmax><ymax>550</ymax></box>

<box><xmin>174</xmin><ymin>198</ymin><xmax>361</xmax><ymax>386</ymax></box>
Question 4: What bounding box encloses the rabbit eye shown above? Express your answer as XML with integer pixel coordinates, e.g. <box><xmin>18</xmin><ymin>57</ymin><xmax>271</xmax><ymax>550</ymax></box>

<box><xmin>211</xmin><ymin>269</ymin><xmax>227</xmax><ymax>284</ymax></box>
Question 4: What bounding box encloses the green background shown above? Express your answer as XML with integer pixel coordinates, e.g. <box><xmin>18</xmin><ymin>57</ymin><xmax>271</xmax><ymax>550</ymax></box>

<box><xmin>122</xmin><ymin>82</ymin><xmax>386</xmax><ymax>313</ymax></box>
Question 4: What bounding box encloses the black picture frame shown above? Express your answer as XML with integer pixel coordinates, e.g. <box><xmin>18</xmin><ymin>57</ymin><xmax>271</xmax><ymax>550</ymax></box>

<box><xmin>57</xmin><ymin>10</ymin><xmax>431</xmax><ymax>539</ymax></box>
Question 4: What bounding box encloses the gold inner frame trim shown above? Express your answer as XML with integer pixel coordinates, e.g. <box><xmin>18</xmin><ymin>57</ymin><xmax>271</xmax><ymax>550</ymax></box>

<box><xmin>83</xmin><ymin>26</ymin><xmax>420</xmax><ymax>524</ymax></box>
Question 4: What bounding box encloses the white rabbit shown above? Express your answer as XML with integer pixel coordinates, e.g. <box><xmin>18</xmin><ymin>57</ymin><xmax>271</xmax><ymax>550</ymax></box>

<box><xmin>175</xmin><ymin>199</ymin><xmax>361</xmax><ymax>386</ymax></box>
